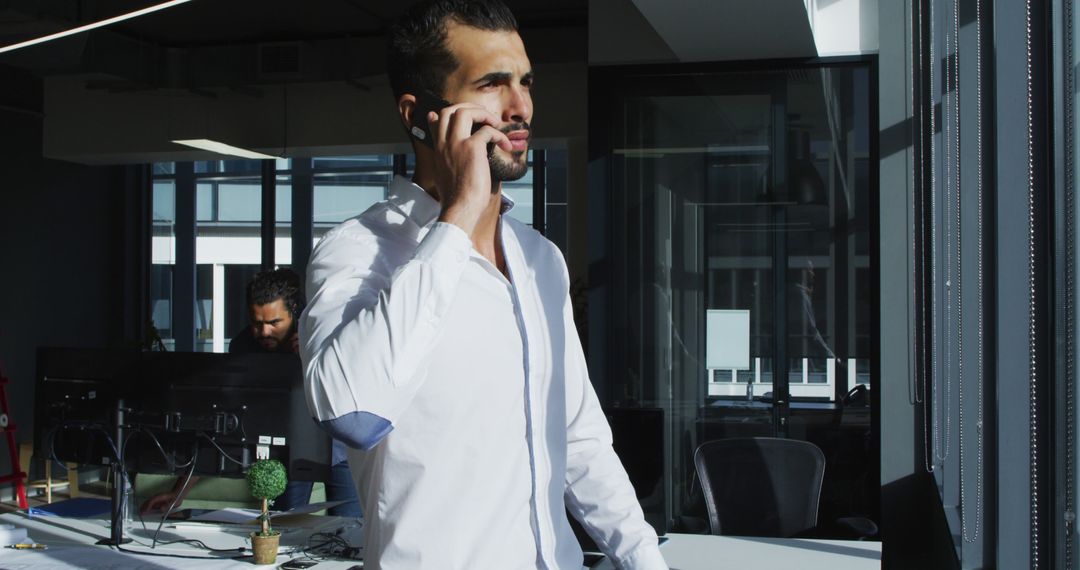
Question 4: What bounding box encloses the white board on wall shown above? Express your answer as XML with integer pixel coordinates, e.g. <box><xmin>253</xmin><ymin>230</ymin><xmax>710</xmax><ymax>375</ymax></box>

<box><xmin>706</xmin><ymin>309</ymin><xmax>750</xmax><ymax>370</ymax></box>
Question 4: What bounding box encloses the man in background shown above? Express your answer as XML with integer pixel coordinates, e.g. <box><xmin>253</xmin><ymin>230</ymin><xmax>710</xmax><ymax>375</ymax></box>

<box><xmin>227</xmin><ymin>269</ymin><xmax>301</xmax><ymax>354</ymax></box>
<box><xmin>143</xmin><ymin>269</ymin><xmax>361</xmax><ymax>518</ymax></box>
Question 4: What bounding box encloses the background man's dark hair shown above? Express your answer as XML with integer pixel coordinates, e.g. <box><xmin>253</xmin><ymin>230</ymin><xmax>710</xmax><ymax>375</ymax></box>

<box><xmin>247</xmin><ymin>269</ymin><xmax>304</xmax><ymax>317</ymax></box>
<box><xmin>386</xmin><ymin>0</ymin><xmax>518</xmax><ymax>101</ymax></box>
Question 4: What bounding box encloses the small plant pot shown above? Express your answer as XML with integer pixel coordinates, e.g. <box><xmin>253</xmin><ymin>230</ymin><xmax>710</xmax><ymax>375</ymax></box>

<box><xmin>250</xmin><ymin>531</ymin><xmax>281</xmax><ymax>565</ymax></box>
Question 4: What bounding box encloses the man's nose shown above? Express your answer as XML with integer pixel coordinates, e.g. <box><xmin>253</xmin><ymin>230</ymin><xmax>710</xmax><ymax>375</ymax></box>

<box><xmin>503</xmin><ymin>86</ymin><xmax>531</xmax><ymax>124</ymax></box>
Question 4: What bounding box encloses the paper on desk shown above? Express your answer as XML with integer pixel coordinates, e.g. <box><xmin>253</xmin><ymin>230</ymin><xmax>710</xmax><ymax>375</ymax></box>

<box><xmin>185</xmin><ymin>500</ymin><xmax>349</xmax><ymax>525</ymax></box>
<box><xmin>271</xmin><ymin>500</ymin><xmax>348</xmax><ymax>518</ymax></box>
<box><xmin>188</xmin><ymin>507</ymin><xmax>260</xmax><ymax>524</ymax></box>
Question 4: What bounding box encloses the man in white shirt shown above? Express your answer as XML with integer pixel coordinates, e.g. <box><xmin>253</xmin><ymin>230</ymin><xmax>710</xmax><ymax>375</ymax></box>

<box><xmin>300</xmin><ymin>1</ymin><xmax>666</xmax><ymax>568</ymax></box>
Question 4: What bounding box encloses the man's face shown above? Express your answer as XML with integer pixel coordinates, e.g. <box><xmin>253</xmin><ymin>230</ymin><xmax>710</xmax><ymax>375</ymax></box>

<box><xmin>250</xmin><ymin>299</ymin><xmax>294</xmax><ymax>351</ymax></box>
<box><xmin>441</xmin><ymin>21</ymin><xmax>534</xmax><ymax>181</ymax></box>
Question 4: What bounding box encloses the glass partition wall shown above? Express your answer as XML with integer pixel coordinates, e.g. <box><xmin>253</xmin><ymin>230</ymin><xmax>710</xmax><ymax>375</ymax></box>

<box><xmin>588</xmin><ymin>60</ymin><xmax>877</xmax><ymax>533</ymax></box>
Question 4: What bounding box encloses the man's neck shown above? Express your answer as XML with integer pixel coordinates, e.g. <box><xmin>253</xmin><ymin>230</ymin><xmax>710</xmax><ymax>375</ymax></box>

<box><xmin>411</xmin><ymin>170</ymin><xmax>506</xmax><ymax>274</ymax></box>
<box><xmin>469</xmin><ymin>197</ymin><xmax>504</xmax><ymax>270</ymax></box>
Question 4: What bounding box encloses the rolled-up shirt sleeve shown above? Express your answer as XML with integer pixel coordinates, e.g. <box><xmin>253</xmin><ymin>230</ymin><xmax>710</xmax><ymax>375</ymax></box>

<box><xmin>300</xmin><ymin>221</ymin><xmax>473</xmax><ymax>450</ymax></box>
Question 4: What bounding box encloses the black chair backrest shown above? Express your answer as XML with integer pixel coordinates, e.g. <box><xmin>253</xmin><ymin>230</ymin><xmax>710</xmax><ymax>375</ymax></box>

<box><xmin>693</xmin><ymin>437</ymin><xmax>825</xmax><ymax>537</ymax></box>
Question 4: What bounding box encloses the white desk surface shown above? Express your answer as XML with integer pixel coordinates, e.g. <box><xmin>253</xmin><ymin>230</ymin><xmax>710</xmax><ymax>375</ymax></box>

<box><xmin>0</xmin><ymin>510</ymin><xmax>881</xmax><ymax>570</ymax></box>
<box><xmin>592</xmin><ymin>533</ymin><xmax>881</xmax><ymax>570</ymax></box>
<box><xmin>0</xmin><ymin>509</ymin><xmax>364</xmax><ymax>568</ymax></box>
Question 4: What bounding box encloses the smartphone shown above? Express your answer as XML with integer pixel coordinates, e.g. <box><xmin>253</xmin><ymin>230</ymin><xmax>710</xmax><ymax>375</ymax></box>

<box><xmin>410</xmin><ymin>89</ymin><xmax>452</xmax><ymax>148</ymax></box>
<box><xmin>409</xmin><ymin>90</ymin><xmax>487</xmax><ymax>148</ymax></box>
<box><xmin>279</xmin><ymin>560</ymin><xmax>318</xmax><ymax>569</ymax></box>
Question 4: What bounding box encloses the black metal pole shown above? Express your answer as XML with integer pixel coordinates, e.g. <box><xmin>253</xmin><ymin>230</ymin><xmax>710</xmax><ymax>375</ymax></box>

<box><xmin>261</xmin><ymin>160</ymin><xmax>277</xmax><ymax>271</ymax></box>
<box><xmin>99</xmin><ymin>399</ymin><xmax>132</xmax><ymax>546</ymax></box>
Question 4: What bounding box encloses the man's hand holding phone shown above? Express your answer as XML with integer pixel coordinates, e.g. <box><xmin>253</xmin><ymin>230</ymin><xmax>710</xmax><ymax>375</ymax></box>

<box><xmin>416</xmin><ymin>98</ymin><xmax>512</xmax><ymax>238</ymax></box>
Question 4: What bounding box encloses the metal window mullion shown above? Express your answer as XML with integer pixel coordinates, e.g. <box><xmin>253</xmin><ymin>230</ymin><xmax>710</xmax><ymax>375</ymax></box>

<box><xmin>771</xmin><ymin>84</ymin><xmax>790</xmax><ymax>439</ymax></box>
<box><xmin>533</xmin><ymin>149</ymin><xmax>546</xmax><ymax>234</ymax></box>
<box><xmin>291</xmin><ymin>158</ymin><xmax>314</xmax><ymax>276</ymax></box>
<box><xmin>174</xmin><ymin>161</ymin><xmax>196</xmax><ymax>352</ymax></box>
<box><xmin>261</xmin><ymin>159</ymin><xmax>276</xmax><ymax>270</ymax></box>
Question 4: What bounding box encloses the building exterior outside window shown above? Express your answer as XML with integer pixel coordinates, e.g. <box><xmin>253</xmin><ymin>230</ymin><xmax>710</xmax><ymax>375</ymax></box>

<box><xmin>153</xmin><ymin>151</ymin><xmax>560</xmax><ymax>354</ymax></box>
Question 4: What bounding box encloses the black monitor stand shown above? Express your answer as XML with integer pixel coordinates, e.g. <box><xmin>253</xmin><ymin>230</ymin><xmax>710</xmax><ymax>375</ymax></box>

<box><xmin>96</xmin><ymin>399</ymin><xmax>132</xmax><ymax>546</ymax></box>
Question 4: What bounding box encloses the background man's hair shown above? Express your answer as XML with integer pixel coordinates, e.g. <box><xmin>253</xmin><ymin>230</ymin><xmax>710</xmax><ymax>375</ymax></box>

<box><xmin>247</xmin><ymin>269</ymin><xmax>304</xmax><ymax>317</ymax></box>
<box><xmin>386</xmin><ymin>0</ymin><xmax>518</xmax><ymax>101</ymax></box>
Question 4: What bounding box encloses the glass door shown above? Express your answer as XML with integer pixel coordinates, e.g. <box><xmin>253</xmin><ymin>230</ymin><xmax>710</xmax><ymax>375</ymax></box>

<box><xmin>589</xmin><ymin>61</ymin><xmax>876</xmax><ymax>533</ymax></box>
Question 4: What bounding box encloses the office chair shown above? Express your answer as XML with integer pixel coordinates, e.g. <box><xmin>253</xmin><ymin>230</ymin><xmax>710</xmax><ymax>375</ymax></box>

<box><xmin>693</xmin><ymin>437</ymin><xmax>826</xmax><ymax>537</ymax></box>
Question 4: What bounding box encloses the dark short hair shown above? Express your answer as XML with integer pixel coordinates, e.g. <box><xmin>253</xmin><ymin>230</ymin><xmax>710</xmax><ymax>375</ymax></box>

<box><xmin>386</xmin><ymin>0</ymin><xmax>518</xmax><ymax>101</ymax></box>
<box><xmin>247</xmin><ymin>269</ymin><xmax>304</xmax><ymax>317</ymax></box>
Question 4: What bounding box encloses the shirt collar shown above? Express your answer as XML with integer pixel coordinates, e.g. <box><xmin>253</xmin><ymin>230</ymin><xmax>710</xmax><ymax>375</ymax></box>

<box><xmin>386</xmin><ymin>175</ymin><xmax>516</xmax><ymax>228</ymax></box>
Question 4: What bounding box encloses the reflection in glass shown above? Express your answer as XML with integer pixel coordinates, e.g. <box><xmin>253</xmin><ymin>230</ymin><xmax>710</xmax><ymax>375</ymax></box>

<box><xmin>544</xmin><ymin>149</ymin><xmax>569</xmax><ymax>256</ymax></box>
<box><xmin>598</xmin><ymin>63</ymin><xmax>874</xmax><ymax>534</ymax></box>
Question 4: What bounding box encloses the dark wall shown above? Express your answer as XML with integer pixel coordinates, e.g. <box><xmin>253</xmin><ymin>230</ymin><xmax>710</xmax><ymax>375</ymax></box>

<box><xmin>0</xmin><ymin>67</ymin><xmax>131</xmax><ymax>480</ymax></box>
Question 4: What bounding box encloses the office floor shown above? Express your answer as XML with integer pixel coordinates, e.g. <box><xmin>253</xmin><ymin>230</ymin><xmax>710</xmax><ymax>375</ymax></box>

<box><xmin>0</xmin><ymin>479</ymin><xmax>110</xmax><ymax>514</ymax></box>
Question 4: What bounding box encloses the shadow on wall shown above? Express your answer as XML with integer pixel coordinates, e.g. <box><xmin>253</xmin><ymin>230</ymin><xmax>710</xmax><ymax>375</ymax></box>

<box><xmin>880</xmin><ymin>472</ymin><xmax>959</xmax><ymax>570</ymax></box>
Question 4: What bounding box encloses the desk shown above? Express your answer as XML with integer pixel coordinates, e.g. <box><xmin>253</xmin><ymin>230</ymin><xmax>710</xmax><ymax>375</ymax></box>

<box><xmin>0</xmin><ymin>511</ymin><xmax>881</xmax><ymax>570</ymax></box>
<box><xmin>592</xmin><ymin>533</ymin><xmax>881</xmax><ymax>570</ymax></box>
<box><xmin>0</xmin><ymin>510</ymin><xmax>364</xmax><ymax>568</ymax></box>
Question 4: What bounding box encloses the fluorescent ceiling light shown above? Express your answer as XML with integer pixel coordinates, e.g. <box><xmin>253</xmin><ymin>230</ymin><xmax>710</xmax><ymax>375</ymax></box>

<box><xmin>173</xmin><ymin>139</ymin><xmax>281</xmax><ymax>160</ymax></box>
<box><xmin>0</xmin><ymin>0</ymin><xmax>193</xmax><ymax>55</ymax></box>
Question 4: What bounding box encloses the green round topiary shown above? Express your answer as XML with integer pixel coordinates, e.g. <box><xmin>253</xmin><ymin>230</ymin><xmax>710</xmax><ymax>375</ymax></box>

<box><xmin>247</xmin><ymin>459</ymin><xmax>288</xmax><ymax>501</ymax></box>
<box><xmin>248</xmin><ymin>459</ymin><xmax>288</xmax><ymax>537</ymax></box>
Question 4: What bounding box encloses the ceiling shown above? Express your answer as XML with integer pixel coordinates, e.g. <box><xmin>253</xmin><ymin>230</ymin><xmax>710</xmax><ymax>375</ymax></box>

<box><xmin>0</xmin><ymin>0</ymin><xmax>588</xmax><ymax>86</ymax></box>
<box><xmin>0</xmin><ymin>0</ymin><xmax>845</xmax><ymax>164</ymax></box>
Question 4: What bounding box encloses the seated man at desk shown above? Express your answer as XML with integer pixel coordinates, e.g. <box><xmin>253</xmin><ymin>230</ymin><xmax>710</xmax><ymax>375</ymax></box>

<box><xmin>141</xmin><ymin>269</ymin><xmax>361</xmax><ymax>517</ymax></box>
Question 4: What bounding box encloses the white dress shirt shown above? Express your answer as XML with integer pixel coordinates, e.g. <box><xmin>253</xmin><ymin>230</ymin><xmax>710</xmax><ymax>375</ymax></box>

<box><xmin>300</xmin><ymin>176</ymin><xmax>666</xmax><ymax>570</ymax></box>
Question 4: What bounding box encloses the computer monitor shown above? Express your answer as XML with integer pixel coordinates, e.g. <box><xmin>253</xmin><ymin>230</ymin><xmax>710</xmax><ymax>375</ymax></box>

<box><xmin>34</xmin><ymin>347</ymin><xmax>140</xmax><ymax>468</ymax></box>
<box><xmin>34</xmin><ymin>348</ymin><xmax>332</xmax><ymax>482</ymax></box>
<box><xmin>125</xmin><ymin>351</ymin><xmax>331</xmax><ymax>482</ymax></box>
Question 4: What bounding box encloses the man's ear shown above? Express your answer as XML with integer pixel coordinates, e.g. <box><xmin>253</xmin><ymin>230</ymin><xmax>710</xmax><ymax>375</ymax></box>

<box><xmin>398</xmin><ymin>93</ymin><xmax>418</xmax><ymax>129</ymax></box>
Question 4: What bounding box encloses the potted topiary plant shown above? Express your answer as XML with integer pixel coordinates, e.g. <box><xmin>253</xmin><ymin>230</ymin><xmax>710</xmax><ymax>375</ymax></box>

<box><xmin>247</xmin><ymin>459</ymin><xmax>287</xmax><ymax>565</ymax></box>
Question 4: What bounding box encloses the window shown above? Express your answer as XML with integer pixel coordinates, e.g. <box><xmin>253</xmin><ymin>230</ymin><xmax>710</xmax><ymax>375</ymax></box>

<box><xmin>194</xmin><ymin>166</ymin><xmax>263</xmax><ymax>352</ymax></box>
<box><xmin>153</xmin><ymin>152</ymin><xmax>568</xmax><ymax>354</ymax></box>
<box><xmin>313</xmin><ymin>155</ymin><xmax>395</xmax><ymax>241</ymax></box>
<box><xmin>151</xmin><ymin>177</ymin><xmax>176</xmax><ymax>350</ymax></box>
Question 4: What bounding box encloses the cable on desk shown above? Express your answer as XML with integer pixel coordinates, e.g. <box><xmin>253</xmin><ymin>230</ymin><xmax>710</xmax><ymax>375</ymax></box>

<box><xmin>302</xmin><ymin>530</ymin><xmax>363</xmax><ymax>561</ymax></box>
<box><xmin>150</xmin><ymin>458</ymin><xmax>199</xmax><ymax>549</ymax></box>
<box><xmin>112</xmin><ymin>544</ymin><xmax>250</xmax><ymax>560</ymax></box>
<box><xmin>131</xmin><ymin>535</ymin><xmax>248</xmax><ymax>553</ymax></box>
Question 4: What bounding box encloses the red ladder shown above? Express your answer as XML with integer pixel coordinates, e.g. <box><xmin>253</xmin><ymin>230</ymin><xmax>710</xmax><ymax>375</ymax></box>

<box><xmin>0</xmin><ymin>369</ymin><xmax>28</xmax><ymax>509</ymax></box>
